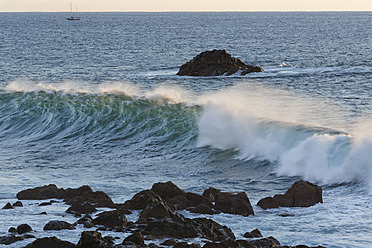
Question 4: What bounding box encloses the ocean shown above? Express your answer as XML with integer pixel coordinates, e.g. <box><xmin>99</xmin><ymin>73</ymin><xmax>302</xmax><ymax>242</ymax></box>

<box><xmin>0</xmin><ymin>12</ymin><xmax>371</xmax><ymax>247</ymax></box>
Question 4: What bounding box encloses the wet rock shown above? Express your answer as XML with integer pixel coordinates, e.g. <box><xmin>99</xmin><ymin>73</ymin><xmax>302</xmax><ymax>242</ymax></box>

<box><xmin>123</xmin><ymin>231</ymin><xmax>144</xmax><ymax>246</ymax></box>
<box><xmin>8</xmin><ymin>227</ymin><xmax>17</xmax><ymax>233</ymax></box>
<box><xmin>166</xmin><ymin>195</ymin><xmax>191</xmax><ymax>210</ymax></box>
<box><xmin>2</xmin><ymin>202</ymin><xmax>13</xmax><ymax>209</ymax></box>
<box><xmin>12</xmin><ymin>201</ymin><xmax>23</xmax><ymax>207</ymax></box>
<box><xmin>177</xmin><ymin>50</ymin><xmax>263</xmax><ymax>76</ymax></box>
<box><xmin>16</xmin><ymin>223</ymin><xmax>32</xmax><ymax>234</ymax></box>
<box><xmin>66</xmin><ymin>202</ymin><xmax>97</xmax><ymax>214</ymax></box>
<box><xmin>214</xmin><ymin>192</ymin><xmax>254</xmax><ymax>217</ymax></box>
<box><xmin>75</xmin><ymin>214</ymin><xmax>94</xmax><ymax>228</ymax></box>
<box><xmin>93</xmin><ymin>210</ymin><xmax>127</xmax><ymax>228</ymax></box>
<box><xmin>161</xmin><ymin>239</ymin><xmax>178</xmax><ymax>246</ymax></box>
<box><xmin>203</xmin><ymin>240</ymin><xmax>239</xmax><ymax>248</ymax></box>
<box><xmin>38</xmin><ymin>211</ymin><xmax>48</xmax><ymax>215</ymax></box>
<box><xmin>0</xmin><ymin>234</ymin><xmax>35</xmax><ymax>245</ymax></box>
<box><xmin>39</xmin><ymin>201</ymin><xmax>53</xmax><ymax>206</ymax></box>
<box><xmin>137</xmin><ymin>197</ymin><xmax>175</xmax><ymax>224</ymax></box>
<box><xmin>194</xmin><ymin>218</ymin><xmax>235</xmax><ymax>242</ymax></box>
<box><xmin>151</xmin><ymin>181</ymin><xmax>187</xmax><ymax>200</ymax></box>
<box><xmin>257</xmin><ymin>180</ymin><xmax>323</xmax><ymax>209</ymax></box>
<box><xmin>186</xmin><ymin>192</ymin><xmax>212</xmax><ymax>208</ymax></box>
<box><xmin>248</xmin><ymin>236</ymin><xmax>280</xmax><ymax>248</ymax></box>
<box><xmin>190</xmin><ymin>204</ymin><xmax>216</xmax><ymax>215</ymax></box>
<box><xmin>24</xmin><ymin>236</ymin><xmax>75</xmax><ymax>248</ymax></box>
<box><xmin>76</xmin><ymin>231</ymin><xmax>113</xmax><ymax>248</ymax></box>
<box><xmin>43</xmin><ymin>220</ymin><xmax>76</xmax><ymax>231</ymax></box>
<box><xmin>174</xmin><ymin>242</ymin><xmax>201</xmax><ymax>248</ymax></box>
<box><xmin>121</xmin><ymin>189</ymin><xmax>160</xmax><ymax>210</ymax></box>
<box><xmin>16</xmin><ymin>184</ymin><xmax>115</xmax><ymax>208</ymax></box>
<box><xmin>243</xmin><ymin>229</ymin><xmax>263</xmax><ymax>238</ymax></box>
<box><xmin>202</xmin><ymin>188</ymin><xmax>221</xmax><ymax>202</ymax></box>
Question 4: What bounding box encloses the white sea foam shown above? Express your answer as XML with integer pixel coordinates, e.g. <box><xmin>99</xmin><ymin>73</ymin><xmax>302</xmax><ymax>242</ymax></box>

<box><xmin>196</xmin><ymin>82</ymin><xmax>372</xmax><ymax>193</ymax></box>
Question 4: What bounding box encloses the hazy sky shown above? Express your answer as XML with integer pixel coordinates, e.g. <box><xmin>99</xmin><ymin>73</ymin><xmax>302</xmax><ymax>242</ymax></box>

<box><xmin>1</xmin><ymin>0</ymin><xmax>372</xmax><ymax>12</ymax></box>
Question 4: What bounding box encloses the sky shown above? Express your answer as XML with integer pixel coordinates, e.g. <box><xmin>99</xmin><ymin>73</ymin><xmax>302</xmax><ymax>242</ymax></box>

<box><xmin>1</xmin><ymin>0</ymin><xmax>372</xmax><ymax>12</ymax></box>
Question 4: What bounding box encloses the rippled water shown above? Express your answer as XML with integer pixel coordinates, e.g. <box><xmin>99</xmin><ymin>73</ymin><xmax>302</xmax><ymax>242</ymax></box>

<box><xmin>0</xmin><ymin>12</ymin><xmax>372</xmax><ymax>248</ymax></box>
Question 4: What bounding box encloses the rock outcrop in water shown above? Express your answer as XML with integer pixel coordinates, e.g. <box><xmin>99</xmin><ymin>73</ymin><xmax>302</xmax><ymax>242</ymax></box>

<box><xmin>8</xmin><ymin>181</ymin><xmax>326</xmax><ymax>248</ymax></box>
<box><xmin>257</xmin><ymin>180</ymin><xmax>323</xmax><ymax>209</ymax></box>
<box><xmin>177</xmin><ymin>50</ymin><xmax>263</xmax><ymax>76</ymax></box>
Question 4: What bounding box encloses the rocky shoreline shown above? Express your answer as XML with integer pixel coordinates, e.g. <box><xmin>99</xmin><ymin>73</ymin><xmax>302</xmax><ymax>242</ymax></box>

<box><xmin>1</xmin><ymin>180</ymin><xmax>325</xmax><ymax>248</ymax></box>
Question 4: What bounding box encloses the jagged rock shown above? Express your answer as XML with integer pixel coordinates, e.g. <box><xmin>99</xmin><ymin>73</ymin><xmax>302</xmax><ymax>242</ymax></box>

<box><xmin>13</xmin><ymin>201</ymin><xmax>23</xmax><ymax>207</ymax></box>
<box><xmin>190</xmin><ymin>204</ymin><xmax>216</xmax><ymax>215</ymax></box>
<box><xmin>43</xmin><ymin>220</ymin><xmax>76</xmax><ymax>231</ymax></box>
<box><xmin>24</xmin><ymin>236</ymin><xmax>75</xmax><ymax>248</ymax></box>
<box><xmin>194</xmin><ymin>218</ymin><xmax>235</xmax><ymax>242</ymax></box>
<box><xmin>137</xmin><ymin>197</ymin><xmax>175</xmax><ymax>224</ymax></box>
<box><xmin>93</xmin><ymin>210</ymin><xmax>127</xmax><ymax>228</ymax></box>
<box><xmin>66</xmin><ymin>202</ymin><xmax>97</xmax><ymax>214</ymax></box>
<box><xmin>214</xmin><ymin>192</ymin><xmax>254</xmax><ymax>217</ymax></box>
<box><xmin>177</xmin><ymin>50</ymin><xmax>263</xmax><ymax>76</ymax></box>
<box><xmin>76</xmin><ymin>231</ymin><xmax>114</xmax><ymax>248</ymax></box>
<box><xmin>16</xmin><ymin>184</ymin><xmax>115</xmax><ymax>208</ymax></box>
<box><xmin>121</xmin><ymin>189</ymin><xmax>160</xmax><ymax>210</ymax></box>
<box><xmin>243</xmin><ymin>229</ymin><xmax>263</xmax><ymax>238</ymax></box>
<box><xmin>186</xmin><ymin>192</ymin><xmax>213</xmax><ymax>208</ymax></box>
<box><xmin>151</xmin><ymin>181</ymin><xmax>187</xmax><ymax>200</ymax></box>
<box><xmin>166</xmin><ymin>195</ymin><xmax>191</xmax><ymax>210</ymax></box>
<box><xmin>2</xmin><ymin>202</ymin><xmax>13</xmax><ymax>209</ymax></box>
<box><xmin>123</xmin><ymin>232</ymin><xmax>144</xmax><ymax>245</ymax></box>
<box><xmin>248</xmin><ymin>236</ymin><xmax>280</xmax><ymax>248</ymax></box>
<box><xmin>202</xmin><ymin>188</ymin><xmax>221</xmax><ymax>202</ymax></box>
<box><xmin>16</xmin><ymin>223</ymin><xmax>32</xmax><ymax>234</ymax></box>
<box><xmin>257</xmin><ymin>180</ymin><xmax>323</xmax><ymax>210</ymax></box>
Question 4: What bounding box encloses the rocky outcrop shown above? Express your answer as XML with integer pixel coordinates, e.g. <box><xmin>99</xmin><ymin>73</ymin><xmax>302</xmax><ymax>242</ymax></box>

<box><xmin>93</xmin><ymin>210</ymin><xmax>128</xmax><ymax>228</ymax></box>
<box><xmin>43</xmin><ymin>220</ymin><xmax>76</xmax><ymax>231</ymax></box>
<box><xmin>214</xmin><ymin>192</ymin><xmax>254</xmax><ymax>217</ymax></box>
<box><xmin>24</xmin><ymin>237</ymin><xmax>75</xmax><ymax>248</ymax></box>
<box><xmin>177</xmin><ymin>50</ymin><xmax>263</xmax><ymax>76</ymax></box>
<box><xmin>257</xmin><ymin>180</ymin><xmax>323</xmax><ymax>209</ymax></box>
<box><xmin>76</xmin><ymin>231</ymin><xmax>116</xmax><ymax>248</ymax></box>
<box><xmin>16</xmin><ymin>184</ymin><xmax>115</xmax><ymax>208</ymax></box>
<box><xmin>16</xmin><ymin>224</ymin><xmax>32</xmax><ymax>234</ymax></box>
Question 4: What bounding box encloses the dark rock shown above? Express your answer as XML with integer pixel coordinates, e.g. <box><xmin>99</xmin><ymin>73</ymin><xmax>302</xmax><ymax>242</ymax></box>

<box><xmin>66</xmin><ymin>202</ymin><xmax>97</xmax><ymax>214</ymax></box>
<box><xmin>167</xmin><ymin>195</ymin><xmax>191</xmax><ymax>210</ymax></box>
<box><xmin>38</xmin><ymin>211</ymin><xmax>48</xmax><ymax>215</ymax></box>
<box><xmin>248</xmin><ymin>236</ymin><xmax>280</xmax><ymax>248</ymax></box>
<box><xmin>76</xmin><ymin>231</ymin><xmax>113</xmax><ymax>248</ymax></box>
<box><xmin>151</xmin><ymin>181</ymin><xmax>187</xmax><ymax>200</ymax></box>
<box><xmin>137</xmin><ymin>197</ymin><xmax>175</xmax><ymax>224</ymax></box>
<box><xmin>123</xmin><ymin>231</ymin><xmax>144</xmax><ymax>245</ymax></box>
<box><xmin>177</xmin><ymin>50</ymin><xmax>263</xmax><ymax>76</ymax></box>
<box><xmin>0</xmin><ymin>234</ymin><xmax>35</xmax><ymax>245</ymax></box>
<box><xmin>257</xmin><ymin>180</ymin><xmax>323</xmax><ymax>209</ymax></box>
<box><xmin>76</xmin><ymin>214</ymin><xmax>94</xmax><ymax>228</ymax></box>
<box><xmin>8</xmin><ymin>227</ymin><xmax>17</xmax><ymax>233</ymax></box>
<box><xmin>214</xmin><ymin>192</ymin><xmax>254</xmax><ymax>217</ymax></box>
<box><xmin>121</xmin><ymin>189</ymin><xmax>160</xmax><ymax>210</ymax></box>
<box><xmin>161</xmin><ymin>239</ymin><xmax>178</xmax><ymax>246</ymax></box>
<box><xmin>190</xmin><ymin>204</ymin><xmax>215</xmax><ymax>215</ymax></box>
<box><xmin>203</xmin><ymin>240</ymin><xmax>239</xmax><ymax>248</ymax></box>
<box><xmin>39</xmin><ymin>201</ymin><xmax>52</xmax><ymax>206</ymax></box>
<box><xmin>236</xmin><ymin>240</ymin><xmax>256</xmax><ymax>248</ymax></box>
<box><xmin>186</xmin><ymin>192</ymin><xmax>212</xmax><ymax>208</ymax></box>
<box><xmin>243</xmin><ymin>229</ymin><xmax>262</xmax><ymax>238</ymax></box>
<box><xmin>194</xmin><ymin>218</ymin><xmax>235</xmax><ymax>242</ymax></box>
<box><xmin>17</xmin><ymin>223</ymin><xmax>33</xmax><ymax>234</ymax></box>
<box><xmin>43</xmin><ymin>220</ymin><xmax>76</xmax><ymax>231</ymax></box>
<box><xmin>24</xmin><ymin>236</ymin><xmax>75</xmax><ymax>248</ymax></box>
<box><xmin>202</xmin><ymin>188</ymin><xmax>221</xmax><ymax>202</ymax></box>
<box><xmin>93</xmin><ymin>210</ymin><xmax>127</xmax><ymax>228</ymax></box>
<box><xmin>16</xmin><ymin>184</ymin><xmax>115</xmax><ymax>208</ymax></box>
<box><xmin>2</xmin><ymin>202</ymin><xmax>13</xmax><ymax>209</ymax></box>
<box><xmin>12</xmin><ymin>201</ymin><xmax>23</xmax><ymax>207</ymax></box>
<box><xmin>174</xmin><ymin>242</ymin><xmax>201</xmax><ymax>248</ymax></box>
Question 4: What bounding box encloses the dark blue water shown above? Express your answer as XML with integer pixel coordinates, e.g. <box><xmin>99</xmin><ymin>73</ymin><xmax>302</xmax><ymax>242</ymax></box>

<box><xmin>0</xmin><ymin>12</ymin><xmax>372</xmax><ymax>247</ymax></box>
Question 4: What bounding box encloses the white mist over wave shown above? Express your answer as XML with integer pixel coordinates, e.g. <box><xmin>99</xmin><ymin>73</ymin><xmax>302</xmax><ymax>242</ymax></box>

<box><xmin>196</xmin><ymin>83</ymin><xmax>372</xmax><ymax>193</ymax></box>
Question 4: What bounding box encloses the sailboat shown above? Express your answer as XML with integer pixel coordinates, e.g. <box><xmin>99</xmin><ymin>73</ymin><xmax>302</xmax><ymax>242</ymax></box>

<box><xmin>67</xmin><ymin>3</ymin><xmax>80</xmax><ymax>21</ymax></box>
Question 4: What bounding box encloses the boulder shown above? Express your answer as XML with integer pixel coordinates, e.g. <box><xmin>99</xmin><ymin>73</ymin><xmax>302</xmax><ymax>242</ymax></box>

<box><xmin>203</xmin><ymin>240</ymin><xmax>239</xmax><ymax>248</ymax></box>
<box><xmin>137</xmin><ymin>197</ymin><xmax>176</xmax><ymax>224</ymax></box>
<box><xmin>75</xmin><ymin>214</ymin><xmax>94</xmax><ymax>228</ymax></box>
<box><xmin>76</xmin><ymin>231</ymin><xmax>114</xmax><ymax>248</ymax></box>
<box><xmin>243</xmin><ymin>229</ymin><xmax>263</xmax><ymax>238</ymax></box>
<box><xmin>0</xmin><ymin>234</ymin><xmax>26</xmax><ymax>245</ymax></box>
<box><xmin>248</xmin><ymin>236</ymin><xmax>280</xmax><ymax>248</ymax></box>
<box><xmin>43</xmin><ymin>220</ymin><xmax>76</xmax><ymax>231</ymax></box>
<box><xmin>12</xmin><ymin>201</ymin><xmax>23</xmax><ymax>207</ymax></box>
<box><xmin>66</xmin><ymin>202</ymin><xmax>97</xmax><ymax>214</ymax></box>
<box><xmin>194</xmin><ymin>218</ymin><xmax>235</xmax><ymax>242</ymax></box>
<box><xmin>24</xmin><ymin>237</ymin><xmax>75</xmax><ymax>248</ymax></box>
<box><xmin>123</xmin><ymin>231</ymin><xmax>144</xmax><ymax>246</ymax></box>
<box><xmin>177</xmin><ymin>50</ymin><xmax>263</xmax><ymax>76</ymax></box>
<box><xmin>121</xmin><ymin>189</ymin><xmax>160</xmax><ymax>210</ymax></box>
<box><xmin>16</xmin><ymin>184</ymin><xmax>115</xmax><ymax>208</ymax></box>
<box><xmin>151</xmin><ymin>181</ymin><xmax>187</xmax><ymax>200</ymax></box>
<box><xmin>257</xmin><ymin>180</ymin><xmax>323</xmax><ymax>209</ymax></box>
<box><xmin>166</xmin><ymin>195</ymin><xmax>191</xmax><ymax>210</ymax></box>
<box><xmin>93</xmin><ymin>210</ymin><xmax>127</xmax><ymax>228</ymax></box>
<box><xmin>190</xmin><ymin>204</ymin><xmax>216</xmax><ymax>215</ymax></box>
<box><xmin>186</xmin><ymin>192</ymin><xmax>213</xmax><ymax>208</ymax></box>
<box><xmin>2</xmin><ymin>202</ymin><xmax>13</xmax><ymax>209</ymax></box>
<box><xmin>214</xmin><ymin>192</ymin><xmax>254</xmax><ymax>217</ymax></box>
<box><xmin>174</xmin><ymin>242</ymin><xmax>201</xmax><ymax>248</ymax></box>
<box><xmin>202</xmin><ymin>187</ymin><xmax>221</xmax><ymax>202</ymax></box>
<box><xmin>160</xmin><ymin>239</ymin><xmax>178</xmax><ymax>246</ymax></box>
<box><xmin>16</xmin><ymin>223</ymin><xmax>32</xmax><ymax>234</ymax></box>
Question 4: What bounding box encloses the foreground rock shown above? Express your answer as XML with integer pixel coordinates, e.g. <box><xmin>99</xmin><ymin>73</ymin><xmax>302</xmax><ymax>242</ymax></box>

<box><xmin>24</xmin><ymin>236</ymin><xmax>75</xmax><ymax>248</ymax></box>
<box><xmin>257</xmin><ymin>180</ymin><xmax>323</xmax><ymax>209</ymax></box>
<box><xmin>214</xmin><ymin>192</ymin><xmax>254</xmax><ymax>217</ymax></box>
<box><xmin>177</xmin><ymin>50</ymin><xmax>263</xmax><ymax>76</ymax></box>
<box><xmin>16</xmin><ymin>184</ymin><xmax>115</xmax><ymax>208</ymax></box>
<box><xmin>43</xmin><ymin>220</ymin><xmax>75</xmax><ymax>231</ymax></box>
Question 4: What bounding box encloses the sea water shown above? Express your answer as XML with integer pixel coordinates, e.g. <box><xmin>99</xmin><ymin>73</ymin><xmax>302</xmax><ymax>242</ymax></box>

<box><xmin>0</xmin><ymin>12</ymin><xmax>371</xmax><ymax>248</ymax></box>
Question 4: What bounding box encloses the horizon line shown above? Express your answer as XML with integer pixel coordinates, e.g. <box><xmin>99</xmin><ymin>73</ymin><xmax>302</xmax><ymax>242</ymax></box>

<box><xmin>1</xmin><ymin>10</ymin><xmax>372</xmax><ymax>13</ymax></box>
